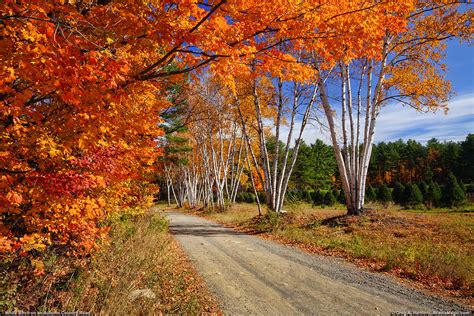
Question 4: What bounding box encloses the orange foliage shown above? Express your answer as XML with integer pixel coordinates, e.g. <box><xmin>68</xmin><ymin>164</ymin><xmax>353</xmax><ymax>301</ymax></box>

<box><xmin>0</xmin><ymin>1</ymin><xmax>169</xmax><ymax>261</ymax></box>
<box><xmin>252</xmin><ymin>168</ymin><xmax>265</xmax><ymax>193</ymax></box>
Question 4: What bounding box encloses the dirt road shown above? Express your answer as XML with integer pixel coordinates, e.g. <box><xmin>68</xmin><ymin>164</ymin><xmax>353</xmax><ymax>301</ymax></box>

<box><xmin>167</xmin><ymin>211</ymin><xmax>467</xmax><ymax>315</ymax></box>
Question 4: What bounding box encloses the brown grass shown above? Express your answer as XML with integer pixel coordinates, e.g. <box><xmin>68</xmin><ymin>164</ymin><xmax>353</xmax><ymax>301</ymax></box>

<box><xmin>1</xmin><ymin>207</ymin><xmax>220</xmax><ymax>314</ymax></box>
<box><xmin>191</xmin><ymin>202</ymin><xmax>474</xmax><ymax>303</ymax></box>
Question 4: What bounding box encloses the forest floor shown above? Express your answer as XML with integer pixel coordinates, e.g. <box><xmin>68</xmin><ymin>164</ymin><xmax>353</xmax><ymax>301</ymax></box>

<box><xmin>166</xmin><ymin>209</ymin><xmax>469</xmax><ymax>314</ymax></box>
<box><xmin>1</xmin><ymin>207</ymin><xmax>220</xmax><ymax>314</ymax></box>
<box><xmin>177</xmin><ymin>202</ymin><xmax>473</xmax><ymax>308</ymax></box>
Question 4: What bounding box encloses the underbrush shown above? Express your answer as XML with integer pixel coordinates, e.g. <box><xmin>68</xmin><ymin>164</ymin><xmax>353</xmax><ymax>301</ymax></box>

<box><xmin>198</xmin><ymin>203</ymin><xmax>473</xmax><ymax>299</ymax></box>
<box><xmin>1</xmin><ymin>207</ymin><xmax>219</xmax><ymax>314</ymax></box>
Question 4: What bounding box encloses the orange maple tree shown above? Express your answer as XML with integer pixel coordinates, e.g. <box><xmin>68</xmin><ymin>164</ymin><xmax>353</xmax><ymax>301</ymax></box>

<box><xmin>0</xmin><ymin>1</ymin><xmax>172</xmax><ymax>262</ymax></box>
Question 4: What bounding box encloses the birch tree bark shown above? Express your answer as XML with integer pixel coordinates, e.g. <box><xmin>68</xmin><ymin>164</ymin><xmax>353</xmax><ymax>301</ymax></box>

<box><xmin>315</xmin><ymin>36</ymin><xmax>394</xmax><ymax>215</ymax></box>
<box><xmin>235</xmin><ymin>78</ymin><xmax>318</xmax><ymax>213</ymax></box>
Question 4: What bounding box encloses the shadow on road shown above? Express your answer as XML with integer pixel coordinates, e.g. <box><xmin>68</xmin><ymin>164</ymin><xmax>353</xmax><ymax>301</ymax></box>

<box><xmin>169</xmin><ymin>224</ymin><xmax>245</xmax><ymax>237</ymax></box>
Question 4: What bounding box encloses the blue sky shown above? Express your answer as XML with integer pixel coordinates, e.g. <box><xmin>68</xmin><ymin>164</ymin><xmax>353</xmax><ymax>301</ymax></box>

<box><xmin>445</xmin><ymin>41</ymin><xmax>474</xmax><ymax>95</ymax></box>
<box><xmin>374</xmin><ymin>41</ymin><xmax>474</xmax><ymax>143</ymax></box>
<box><xmin>288</xmin><ymin>41</ymin><xmax>474</xmax><ymax>145</ymax></box>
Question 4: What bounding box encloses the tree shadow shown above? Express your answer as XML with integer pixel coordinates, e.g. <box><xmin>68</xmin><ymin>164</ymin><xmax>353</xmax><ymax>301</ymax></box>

<box><xmin>169</xmin><ymin>223</ymin><xmax>245</xmax><ymax>237</ymax></box>
<box><xmin>319</xmin><ymin>215</ymin><xmax>351</xmax><ymax>227</ymax></box>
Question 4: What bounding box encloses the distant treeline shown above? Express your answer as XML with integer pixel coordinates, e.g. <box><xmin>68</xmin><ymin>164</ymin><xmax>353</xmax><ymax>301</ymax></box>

<box><xmin>162</xmin><ymin>134</ymin><xmax>473</xmax><ymax>209</ymax></box>
<box><xmin>238</xmin><ymin>172</ymin><xmax>469</xmax><ymax>209</ymax></box>
<box><xmin>234</xmin><ymin>134</ymin><xmax>473</xmax><ymax>208</ymax></box>
<box><xmin>288</xmin><ymin>134</ymin><xmax>474</xmax><ymax>191</ymax></box>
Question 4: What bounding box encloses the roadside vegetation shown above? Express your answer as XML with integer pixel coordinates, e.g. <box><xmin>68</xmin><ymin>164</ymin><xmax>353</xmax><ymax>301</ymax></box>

<box><xmin>192</xmin><ymin>202</ymin><xmax>473</xmax><ymax>303</ymax></box>
<box><xmin>1</xmin><ymin>207</ymin><xmax>219</xmax><ymax>314</ymax></box>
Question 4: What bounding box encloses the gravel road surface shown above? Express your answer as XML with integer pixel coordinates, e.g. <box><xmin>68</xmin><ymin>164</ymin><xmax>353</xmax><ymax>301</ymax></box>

<box><xmin>167</xmin><ymin>211</ymin><xmax>468</xmax><ymax>315</ymax></box>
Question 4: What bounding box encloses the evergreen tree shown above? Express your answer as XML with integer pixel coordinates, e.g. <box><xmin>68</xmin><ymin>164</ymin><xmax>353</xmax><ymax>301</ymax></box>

<box><xmin>418</xmin><ymin>181</ymin><xmax>429</xmax><ymax>203</ymax></box>
<box><xmin>366</xmin><ymin>136</ymin><xmax>472</xmax><ymax>186</ymax></box>
<box><xmin>365</xmin><ymin>185</ymin><xmax>377</xmax><ymax>202</ymax></box>
<box><xmin>392</xmin><ymin>182</ymin><xmax>405</xmax><ymax>205</ymax></box>
<box><xmin>423</xmin><ymin>167</ymin><xmax>434</xmax><ymax>183</ymax></box>
<box><xmin>359</xmin><ymin>135</ymin><xmax>472</xmax><ymax>208</ymax></box>
<box><xmin>459</xmin><ymin>134</ymin><xmax>474</xmax><ymax>182</ymax></box>
<box><xmin>404</xmin><ymin>183</ymin><xmax>423</xmax><ymax>207</ymax></box>
<box><xmin>288</xmin><ymin>136</ymin><xmax>473</xmax><ymax>205</ymax></box>
<box><xmin>377</xmin><ymin>184</ymin><xmax>392</xmax><ymax>204</ymax></box>
<box><xmin>158</xmin><ymin>84</ymin><xmax>193</xmax><ymax>203</ymax></box>
<box><xmin>290</xmin><ymin>140</ymin><xmax>337</xmax><ymax>190</ymax></box>
<box><xmin>323</xmin><ymin>191</ymin><xmax>336</xmax><ymax>206</ymax></box>
<box><xmin>443</xmin><ymin>143</ymin><xmax>461</xmax><ymax>181</ymax></box>
<box><xmin>426</xmin><ymin>181</ymin><xmax>442</xmax><ymax>208</ymax></box>
<box><xmin>444</xmin><ymin>172</ymin><xmax>466</xmax><ymax>207</ymax></box>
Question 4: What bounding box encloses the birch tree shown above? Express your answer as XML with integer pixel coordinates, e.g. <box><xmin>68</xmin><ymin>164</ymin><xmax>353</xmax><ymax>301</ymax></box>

<box><xmin>313</xmin><ymin>2</ymin><xmax>472</xmax><ymax>215</ymax></box>
<box><xmin>229</xmin><ymin>74</ymin><xmax>319</xmax><ymax>213</ymax></box>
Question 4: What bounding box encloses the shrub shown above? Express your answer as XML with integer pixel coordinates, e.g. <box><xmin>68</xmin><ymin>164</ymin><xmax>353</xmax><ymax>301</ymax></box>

<box><xmin>147</xmin><ymin>213</ymin><xmax>169</xmax><ymax>232</ymax></box>
<box><xmin>365</xmin><ymin>185</ymin><xmax>377</xmax><ymax>202</ymax></box>
<box><xmin>403</xmin><ymin>183</ymin><xmax>423</xmax><ymax>207</ymax></box>
<box><xmin>460</xmin><ymin>181</ymin><xmax>467</xmax><ymax>194</ymax></box>
<box><xmin>338</xmin><ymin>189</ymin><xmax>346</xmax><ymax>204</ymax></box>
<box><xmin>287</xmin><ymin>190</ymin><xmax>303</xmax><ymax>201</ymax></box>
<box><xmin>256</xmin><ymin>192</ymin><xmax>266</xmax><ymax>203</ymax></box>
<box><xmin>392</xmin><ymin>182</ymin><xmax>405</xmax><ymax>205</ymax></box>
<box><xmin>285</xmin><ymin>191</ymin><xmax>297</xmax><ymax>203</ymax></box>
<box><xmin>377</xmin><ymin>184</ymin><xmax>392</xmax><ymax>204</ymax></box>
<box><xmin>426</xmin><ymin>181</ymin><xmax>442</xmax><ymax>208</ymax></box>
<box><xmin>323</xmin><ymin>191</ymin><xmax>336</xmax><ymax>206</ymax></box>
<box><xmin>256</xmin><ymin>210</ymin><xmax>283</xmax><ymax>232</ymax></box>
<box><xmin>236</xmin><ymin>192</ymin><xmax>256</xmax><ymax>203</ymax></box>
<box><xmin>444</xmin><ymin>173</ymin><xmax>466</xmax><ymax>207</ymax></box>
<box><xmin>311</xmin><ymin>190</ymin><xmax>324</xmax><ymax>206</ymax></box>
<box><xmin>465</xmin><ymin>183</ymin><xmax>474</xmax><ymax>193</ymax></box>
<box><xmin>235</xmin><ymin>192</ymin><xmax>244</xmax><ymax>203</ymax></box>
<box><xmin>245</xmin><ymin>193</ymin><xmax>256</xmax><ymax>203</ymax></box>
<box><xmin>302</xmin><ymin>190</ymin><xmax>313</xmax><ymax>203</ymax></box>
<box><xmin>296</xmin><ymin>190</ymin><xmax>304</xmax><ymax>200</ymax></box>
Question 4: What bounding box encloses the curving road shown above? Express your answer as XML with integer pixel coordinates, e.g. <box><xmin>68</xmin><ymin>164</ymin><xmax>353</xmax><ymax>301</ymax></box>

<box><xmin>166</xmin><ymin>211</ymin><xmax>467</xmax><ymax>315</ymax></box>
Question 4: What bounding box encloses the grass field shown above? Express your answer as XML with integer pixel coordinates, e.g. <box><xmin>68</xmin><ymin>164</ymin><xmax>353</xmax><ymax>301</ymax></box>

<box><xmin>194</xmin><ymin>202</ymin><xmax>474</xmax><ymax>302</ymax></box>
<box><xmin>1</xmin><ymin>207</ymin><xmax>219</xmax><ymax>314</ymax></box>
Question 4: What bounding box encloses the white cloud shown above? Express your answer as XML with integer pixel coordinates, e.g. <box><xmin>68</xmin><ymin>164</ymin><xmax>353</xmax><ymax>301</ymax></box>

<box><xmin>375</xmin><ymin>94</ymin><xmax>474</xmax><ymax>143</ymax></box>
<box><xmin>277</xmin><ymin>94</ymin><xmax>474</xmax><ymax>145</ymax></box>
<box><xmin>277</xmin><ymin>120</ymin><xmax>332</xmax><ymax>146</ymax></box>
